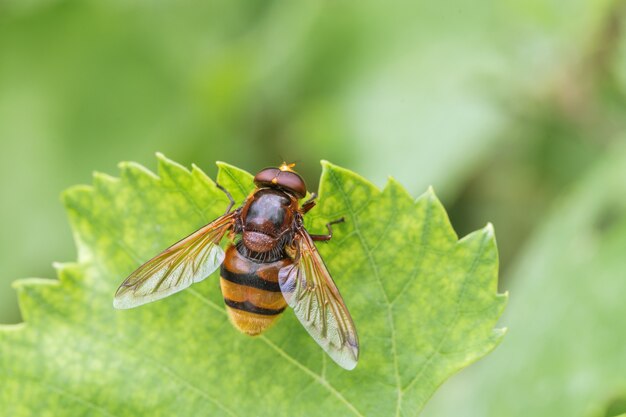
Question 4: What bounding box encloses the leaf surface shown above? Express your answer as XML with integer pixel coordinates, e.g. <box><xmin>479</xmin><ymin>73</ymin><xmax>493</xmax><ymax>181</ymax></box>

<box><xmin>0</xmin><ymin>156</ymin><xmax>506</xmax><ymax>416</ymax></box>
<box><xmin>0</xmin><ymin>0</ymin><xmax>617</xmax><ymax>323</ymax></box>
<box><xmin>422</xmin><ymin>144</ymin><xmax>626</xmax><ymax>417</ymax></box>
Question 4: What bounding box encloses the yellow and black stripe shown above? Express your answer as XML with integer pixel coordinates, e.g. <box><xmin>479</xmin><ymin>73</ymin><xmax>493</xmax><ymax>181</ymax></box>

<box><xmin>221</xmin><ymin>269</ymin><xmax>283</xmax><ymax>293</ymax></box>
<box><xmin>220</xmin><ymin>245</ymin><xmax>292</xmax><ymax>336</ymax></box>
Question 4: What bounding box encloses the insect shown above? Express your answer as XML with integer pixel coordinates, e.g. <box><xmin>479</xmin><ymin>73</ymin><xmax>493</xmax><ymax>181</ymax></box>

<box><xmin>113</xmin><ymin>163</ymin><xmax>359</xmax><ymax>370</ymax></box>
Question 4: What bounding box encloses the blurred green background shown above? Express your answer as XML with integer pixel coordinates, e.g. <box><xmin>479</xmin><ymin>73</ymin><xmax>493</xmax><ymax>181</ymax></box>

<box><xmin>1</xmin><ymin>0</ymin><xmax>625</xmax><ymax>416</ymax></box>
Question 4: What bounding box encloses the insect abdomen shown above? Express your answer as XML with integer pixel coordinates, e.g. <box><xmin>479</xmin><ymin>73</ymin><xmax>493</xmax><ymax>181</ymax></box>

<box><xmin>220</xmin><ymin>245</ymin><xmax>291</xmax><ymax>336</ymax></box>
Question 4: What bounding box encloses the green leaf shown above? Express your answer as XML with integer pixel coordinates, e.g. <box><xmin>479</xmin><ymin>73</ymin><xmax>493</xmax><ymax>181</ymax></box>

<box><xmin>422</xmin><ymin>144</ymin><xmax>626</xmax><ymax>417</ymax></box>
<box><xmin>0</xmin><ymin>155</ymin><xmax>506</xmax><ymax>416</ymax></box>
<box><xmin>0</xmin><ymin>0</ymin><xmax>620</xmax><ymax>324</ymax></box>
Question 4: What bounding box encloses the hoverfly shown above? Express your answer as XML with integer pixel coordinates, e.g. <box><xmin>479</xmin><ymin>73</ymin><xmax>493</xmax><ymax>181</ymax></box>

<box><xmin>113</xmin><ymin>163</ymin><xmax>359</xmax><ymax>370</ymax></box>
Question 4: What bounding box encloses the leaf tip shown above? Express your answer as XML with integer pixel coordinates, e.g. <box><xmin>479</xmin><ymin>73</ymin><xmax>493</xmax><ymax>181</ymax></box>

<box><xmin>156</xmin><ymin>152</ymin><xmax>190</xmax><ymax>174</ymax></box>
<box><xmin>216</xmin><ymin>161</ymin><xmax>254</xmax><ymax>180</ymax></box>
<box><xmin>417</xmin><ymin>185</ymin><xmax>442</xmax><ymax>206</ymax></box>
<box><xmin>116</xmin><ymin>160</ymin><xmax>130</xmax><ymax>170</ymax></box>
<box><xmin>92</xmin><ymin>171</ymin><xmax>118</xmax><ymax>186</ymax></box>
<box><xmin>491</xmin><ymin>327</ymin><xmax>508</xmax><ymax>348</ymax></box>
<box><xmin>484</xmin><ymin>222</ymin><xmax>495</xmax><ymax>237</ymax></box>
<box><xmin>156</xmin><ymin>152</ymin><xmax>180</xmax><ymax>170</ymax></box>
<box><xmin>319</xmin><ymin>159</ymin><xmax>337</xmax><ymax>178</ymax></box>
<box><xmin>494</xmin><ymin>326</ymin><xmax>508</xmax><ymax>338</ymax></box>
<box><xmin>191</xmin><ymin>163</ymin><xmax>214</xmax><ymax>184</ymax></box>
<box><xmin>424</xmin><ymin>185</ymin><xmax>439</xmax><ymax>200</ymax></box>
<box><xmin>319</xmin><ymin>160</ymin><xmax>380</xmax><ymax>197</ymax></box>
<box><xmin>60</xmin><ymin>184</ymin><xmax>92</xmax><ymax>206</ymax></box>
<box><xmin>319</xmin><ymin>160</ymin><xmax>347</xmax><ymax>176</ymax></box>
<box><xmin>215</xmin><ymin>161</ymin><xmax>238</xmax><ymax>171</ymax></box>
<box><xmin>384</xmin><ymin>176</ymin><xmax>413</xmax><ymax>200</ymax></box>
<box><xmin>118</xmin><ymin>161</ymin><xmax>160</xmax><ymax>180</ymax></box>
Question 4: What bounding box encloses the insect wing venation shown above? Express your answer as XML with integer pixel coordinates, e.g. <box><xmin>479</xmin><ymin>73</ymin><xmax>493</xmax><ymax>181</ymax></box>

<box><xmin>278</xmin><ymin>228</ymin><xmax>359</xmax><ymax>370</ymax></box>
<box><xmin>113</xmin><ymin>212</ymin><xmax>236</xmax><ymax>309</ymax></box>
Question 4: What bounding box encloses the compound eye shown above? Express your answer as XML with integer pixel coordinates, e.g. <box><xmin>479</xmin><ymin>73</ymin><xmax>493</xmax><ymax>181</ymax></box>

<box><xmin>254</xmin><ymin>168</ymin><xmax>281</xmax><ymax>187</ymax></box>
<box><xmin>253</xmin><ymin>167</ymin><xmax>307</xmax><ymax>199</ymax></box>
<box><xmin>276</xmin><ymin>171</ymin><xmax>306</xmax><ymax>199</ymax></box>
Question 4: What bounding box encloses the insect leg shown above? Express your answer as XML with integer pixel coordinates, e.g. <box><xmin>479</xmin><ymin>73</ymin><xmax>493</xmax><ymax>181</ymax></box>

<box><xmin>301</xmin><ymin>192</ymin><xmax>318</xmax><ymax>214</ymax></box>
<box><xmin>309</xmin><ymin>217</ymin><xmax>345</xmax><ymax>241</ymax></box>
<box><xmin>216</xmin><ymin>182</ymin><xmax>236</xmax><ymax>214</ymax></box>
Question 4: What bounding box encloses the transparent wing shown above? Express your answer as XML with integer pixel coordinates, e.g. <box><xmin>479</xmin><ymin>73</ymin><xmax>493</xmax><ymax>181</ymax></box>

<box><xmin>278</xmin><ymin>229</ymin><xmax>359</xmax><ymax>370</ymax></box>
<box><xmin>113</xmin><ymin>212</ymin><xmax>236</xmax><ymax>309</ymax></box>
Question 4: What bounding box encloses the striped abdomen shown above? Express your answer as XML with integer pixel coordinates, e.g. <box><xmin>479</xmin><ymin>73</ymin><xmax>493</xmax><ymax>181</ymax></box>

<box><xmin>220</xmin><ymin>245</ymin><xmax>292</xmax><ymax>336</ymax></box>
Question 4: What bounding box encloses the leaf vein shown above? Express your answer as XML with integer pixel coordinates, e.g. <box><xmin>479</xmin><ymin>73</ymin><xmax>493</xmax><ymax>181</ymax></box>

<box><xmin>68</xmin><ymin>203</ymin><xmax>240</xmax><ymax>415</ymax></box>
<box><xmin>221</xmin><ymin>167</ymin><xmax>250</xmax><ymax>202</ymax></box>
<box><xmin>390</xmin><ymin>196</ymin><xmax>433</xmax><ymax>306</ymax></box>
<box><xmin>327</xmin><ymin>169</ymin><xmax>403</xmax><ymax>417</ymax></box>
<box><xmin>29</xmin><ymin>378</ymin><xmax>119</xmax><ymax>417</ymax></box>
<box><xmin>186</xmin><ymin>289</ymin><xmax>365</xmax><ymax>417</ymax></box>
<box><xmin>401</xmin><ymin>231</ymin><xmax>490</xmax><ymax>394</ymax></box>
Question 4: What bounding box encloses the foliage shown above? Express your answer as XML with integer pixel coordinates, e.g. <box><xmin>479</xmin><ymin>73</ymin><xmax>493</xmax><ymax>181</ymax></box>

<box><xmin>2</xmin><ymin>0</ymin><xmax>622</xmax><ymax>324</ymax></box>
<box><xmin>423</xmin><ymin>144</ymin><xmax>626</xmax><ymax>417</ymax></box>
<box><xmin>2</xmin><ymin>0</ymin><xmax>626</xmax><ymax>414</ymax></box>
<box><xmin>0</xmin><ymin>156</ymin><xmax>505</xmax><ymax>416</ymax></box>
